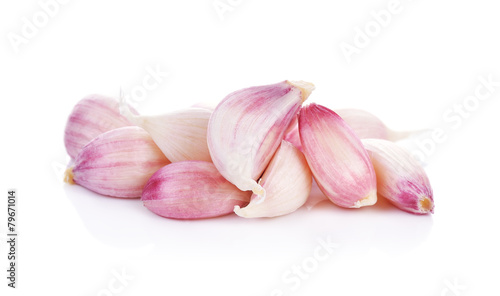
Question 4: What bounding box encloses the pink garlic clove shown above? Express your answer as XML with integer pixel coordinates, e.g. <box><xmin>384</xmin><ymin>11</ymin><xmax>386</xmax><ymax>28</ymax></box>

<box><xmin>141</xmin><ymin>161</ymin><xmax>251</xmax><ymax>219</ymax></box>
<box><xmin>64</xmin><ymin>94</ymin><xmax>137</xmax><ymax>159</ymax></box>
<box><xmin>64</xmin><ymin>126</ymin><xmax>170</xmax><ymax>198</ymax></box>
<box><xmin>207</xmin><ymin>80</ymin><xmax>314</xmax><ymax>200</ymax></box>
<box><xmin>299</xmin><ymin>103</ymin><xmax>377</xmax><ymax>208</ymax></box>
<box><xmin>362</xmin><ymin>138</ymin><xmax>434</xmax><ymax>214</ymax></box>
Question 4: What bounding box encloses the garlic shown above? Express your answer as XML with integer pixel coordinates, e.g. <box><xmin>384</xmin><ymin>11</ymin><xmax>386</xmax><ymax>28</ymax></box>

<box><xmin>299</xmin><ymin>103</ymin><xmax>377</xmax><ymax>208</ymax></box>
<box><xmin>121</xmin><ymin>106</ymin><xmax>212</xmax><ymax>162</ymax></box>
<box><xmin>141</xmin><ymin>161</ymin><xmax>251</xmax><ymax>219</ymax></box>
<box><xmin>207</xmin><ymin>80</ymin><xmax>314</xmax><ymax>199</ymax></box>
<box><xmin>362</xmin><ymin>139</ymin><xmax>434</xmax><ymax>214</ymax></box>
<box><xmin>64</xmin><ymin>94</ymin><xmax>136</xmax><ymax>159</ymax></box>
<box><xmin>234</xmin><ymin>140</ymin><xmax>312</xmax><ymax>218</ymax></box>
<box><xmin>284</xmin><ymin>108</ymin><xmax>414</xmax><ymax>151</ymax></box>
<box><xmin>335</xmin><ymin>109</ymin><xmax>415</xmax><ymax>141</ymax></box>
<box><xmin>64</xmin><ymin>126</ymin><xmax>170</xmax><ymax>198</ymax></box>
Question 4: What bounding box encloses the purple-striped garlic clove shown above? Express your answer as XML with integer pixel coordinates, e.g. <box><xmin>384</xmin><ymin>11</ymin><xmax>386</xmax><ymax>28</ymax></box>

<box><xmin>64</xmin><ymin>94</ymin><xmax>137</xmax><ymax>159</ymax></box>
<box><xmin>299</xmin><ymin>103</ymin><xmax>377</xmax><ymax>208</ymax></box>
<box><xmin>207</xmin><ymin>80</ymin><xmax>314</xmax><ymax>200</ymax></box>
<box><xmin>141</xmin><ymin>161</ymin><xmax>251</xmax><ymax>219</ymax></box>
<box><xmin>64</xmin><ymin>126</ymin><xmax>170</xmax><ymax>198</ymax></box>
<box><xmin>234</xmin><ymin>140</ymin><xmax>312</xmax><ymax>218</ymax></box>
<box><xmin>335</xmin><ymin>109</ymin><xmax>417</xmax><ymax>141</ymax></box>
<box><xmin>362</xmin><ymin>139</ymin><xmax>434</xmax><ymax>214</ymax></box>
<box><xmin>121</xmin><ymin>106</ymin><xmax>212</xmax><ymax>162</ymax></box>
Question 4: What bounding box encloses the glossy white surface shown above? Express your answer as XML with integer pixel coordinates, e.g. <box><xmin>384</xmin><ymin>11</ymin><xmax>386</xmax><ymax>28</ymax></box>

<box><xmin>1</xmin><ymin>0</ymin><xmax>499</xmax><ymax>295</ymax></box>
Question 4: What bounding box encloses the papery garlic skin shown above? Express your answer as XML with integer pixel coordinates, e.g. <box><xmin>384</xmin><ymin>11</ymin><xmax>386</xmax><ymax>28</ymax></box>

<box><xmin>142</xmin><ymin>161</ymin><xmax>251</xmax><ymax>219</ymax></box>
<box><xmin>234</xmin><ymin>140</ymin><xmax>312</xmax><ymax>218</ymax></box>
<box><xmin>335</xmin><ymin>109</ymin><xmax>414</xmax><ymax>141</ymax></box>
<box><xmin>64</xmin><ymin>126</ymin><xmax>170</xmax><ymax>198</ymax></box>
<box><xmin>362</xmin><ymin>139</ymin><xmax>434</xmax><ymax>214</ymax></box>
<box><xmin>122</xmin><ymin>107</ymin><xmax>212</xmax><ymax>162</ymax></box>
<box><xmin>207</xmin><ymin>80</ymin><xmax>314</xmax><ymax>199</ymax></box>
<box><xmin>64</xmin><ymin>94</ymin><xmax>136</xmax><ymax>159</ymax></box>
<box><xmin>299</xmin><ymin>103</ymin><xmax>377</xmax><ymax>208</ymax></box>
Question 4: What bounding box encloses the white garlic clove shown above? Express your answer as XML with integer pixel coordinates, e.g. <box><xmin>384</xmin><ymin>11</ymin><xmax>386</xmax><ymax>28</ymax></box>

<box><xmin>121</xmin><ymin>106</ymin><xmax>213</xmax><ymax>162</ymax></box>
<box><xmin>64</xmin><ymin>126</ymin><xmax>170</xmax><ymax>198</ymax></box>
<box><xmin>64</xmin><ymin>94</ymin><xmax>136</xmax><ymax>159</ymax></box>
<box><xmin>141</xmin><ymin>161</ymin><xmax>251</xmax><ymax>219</ymax></box>
<box><xmin>335</xmin><ymin>109</ymin><xmax>418</xmax><ymax>141</ymax></box>
<box><xmin>362</xmin><ymin>139</ymin><xmax>434</xmax><ymax>214</ymax></box>
<box><xmin>207</xmin><ymin>80</ymin><xmax>314</xmax><ymax>199</ymax></box>
<box><xmin>299</xmin><ymin>103</ymin><xmax>377</xmax><ymax>208</ymax></box>
<box><xmin>234</xmin><ymin>140</ymin><xmax>312</xmax><ymax>218</ymax></box>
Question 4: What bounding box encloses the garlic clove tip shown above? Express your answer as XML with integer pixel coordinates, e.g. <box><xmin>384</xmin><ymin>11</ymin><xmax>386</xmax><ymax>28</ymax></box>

<box><xmin>353</xmin><ymin>190</ymin><xmax>377</xmax><ymax>208</ymax></box>
<box><xmin>64</xmin><ymin>167</ymin><xmax>75</xmax><ymax>184</ymax></box>
<box><xmin>287</xmin><ymin>80</ymin><xmax>315</xmax><ymax>102</ymax></box>
<box><xmin>418</xmin><ymin>196</ymin><xmax>434</xmax><ymax>213</ymax></box>
<box><xmin>251</xmin><ymin>183</ymin><xmax>266</xmax><ymax>202</ymax></box>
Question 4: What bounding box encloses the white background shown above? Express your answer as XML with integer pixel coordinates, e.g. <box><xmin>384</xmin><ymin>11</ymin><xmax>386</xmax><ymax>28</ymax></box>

<box><xmin>1</xmin><ymin>0</ymin><xmax>500</xmax><ymax>295</ymax></box>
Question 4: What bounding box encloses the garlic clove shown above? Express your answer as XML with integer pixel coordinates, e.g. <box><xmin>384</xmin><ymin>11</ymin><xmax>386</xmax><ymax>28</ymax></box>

<box><xmin>362</xmin><ymin>139</ymin><xmax>434</xmax><ymax>214</ymax></box>
<box><xmin>335</xmin><ymin>109</ymin><xmax>418</xmax><ymax>141</ymax></box>
<box><xmin>64</xmin><ymin>94</ymin><xmax>137</xmax><ymax>159</ymax></box>
<box><xmin>141</xmin><ymin>161</ymin><xmax>251</xmax><ymax>219</ymax></box>
<box><xmin>207</xmin><ymin>80</ymin><xmax>314</xmax><ymax>199</ymax></box>
<box><xmin>64</xmin><ymin>126</ymin><xmax>170</xmax><ymax>198</ymax></box>
<box><xmin>299</xmin><ymin>103</ymin><xmax>377</xmax><ymax>208</ymax></box>
<box><xmin>234</xmin><ymin>140</ymin><xmax>312</xmax><ymax>218</ymax></box>
<box><xmin>121</xmin><ymin>106</ymin><xmax>212</xmax><ymax>162</ymax></box>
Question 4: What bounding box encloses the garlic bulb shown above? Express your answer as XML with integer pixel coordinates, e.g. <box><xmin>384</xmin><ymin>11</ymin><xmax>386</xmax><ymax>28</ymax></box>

<box><xmin>207</xmin><ymin>80</ymin><xmax>314</xmax><ymax>200</ymax></box>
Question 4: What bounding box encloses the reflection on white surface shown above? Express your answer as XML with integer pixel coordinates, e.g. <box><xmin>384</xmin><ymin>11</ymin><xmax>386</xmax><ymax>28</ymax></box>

<box><xmin>64</xmin><ymin>182</ymin><xmax>433</xmax><ymax>256</ymax></box>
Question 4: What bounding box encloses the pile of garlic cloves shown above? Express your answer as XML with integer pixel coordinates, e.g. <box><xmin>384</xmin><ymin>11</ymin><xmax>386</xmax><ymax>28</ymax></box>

<box><xmin>63</xmin><ymin>80</ymin><xmax>434</xmax><ymax>219</ymax></box>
